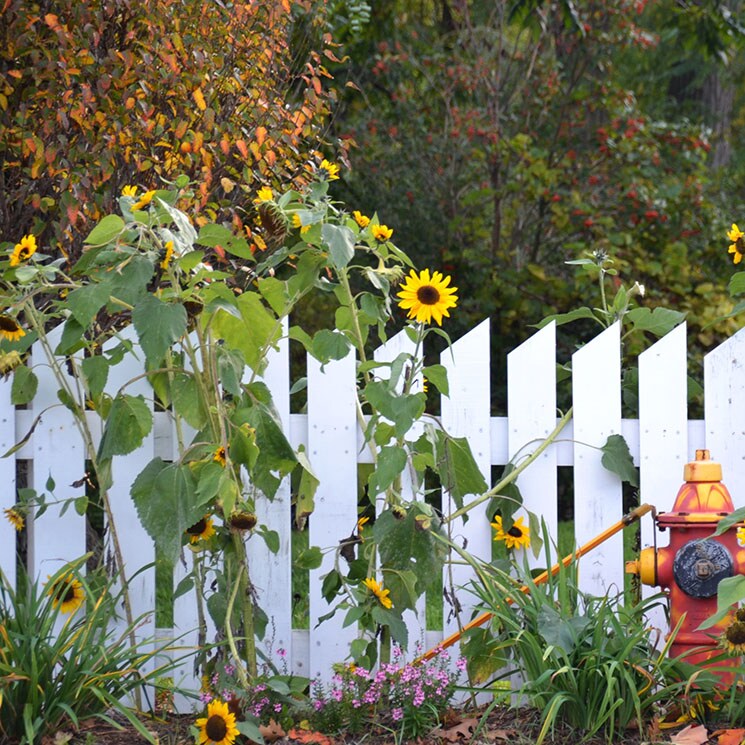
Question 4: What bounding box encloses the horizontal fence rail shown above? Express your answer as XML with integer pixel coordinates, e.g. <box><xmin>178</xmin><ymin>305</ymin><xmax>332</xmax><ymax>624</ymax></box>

<box><xmin>1</xmin><ymin>320</ymin><xmax>744</xmax><ymax>702</ymax></box>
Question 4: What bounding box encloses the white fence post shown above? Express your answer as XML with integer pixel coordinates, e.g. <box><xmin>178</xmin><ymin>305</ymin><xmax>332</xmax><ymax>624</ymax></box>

<box><xmin>572</xmin><ymin>322</ymin><xmax>624</xmax><ymax>596</ymax></box>
<box><xmin>0</xmin><ymin>373</ymin><xmax>16</xmax><ymax>588</ymax></box>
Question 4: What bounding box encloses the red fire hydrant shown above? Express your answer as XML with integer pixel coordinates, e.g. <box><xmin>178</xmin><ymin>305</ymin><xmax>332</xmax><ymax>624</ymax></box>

<box><xmin>627</xmin><ymin>450</ymin><xmax>745</xmax><ymax>676</ymax></box>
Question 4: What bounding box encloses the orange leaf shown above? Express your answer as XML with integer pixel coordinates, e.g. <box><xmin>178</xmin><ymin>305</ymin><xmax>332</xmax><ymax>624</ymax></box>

<box><xmin>670</xmin><ymin>724</ymin><xmax>710</xmax><ymax>745</ymax></box>
<box><xmin>255</xmin><ymin>125</ymin><xmax>267</xmax><ymax>146</ymax></box>
<box><xmin>287</xmin><ymin>729</ymin><xmax>334</xmax><ymax>745</ymax></box>
<box><xmin>259</xmin><ymin>719</ymin><xmax>285</xmax><ymax>742</ymax></box>
<box><xmin>264</xmin><ymin>150</ymin><xmax>276</xmax><ymax>166</ymax></box>
<box><xmin>715</xmin><ymin>728</ymin><xmax>745</xmax><ymax>745</ymax></box>
<box><xmin>192</xmin><ymin>87</ymin><xmax>207</xmax><ymax>111</ymax></box>
<box><xmin>235</xmin><ymin>139</ymin><xmax>248</xmax><ymax>159</ymax></box>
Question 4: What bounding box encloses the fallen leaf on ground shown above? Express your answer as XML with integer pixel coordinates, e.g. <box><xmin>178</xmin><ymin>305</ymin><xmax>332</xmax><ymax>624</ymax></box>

<box><xmin>670</xmin><ymin>724</ymin><xmax>710</xmax><ymax>745</ymax></box>
<box><xmin>713</xmin><ymin>727</ymin><xmax>745</xmax><ymax>745</ymax></box>
<box><xmin>260</xmin><ymin>719</ymin><xmax>286</xmax><ymax>742</ymax></box>
<box><xmin>440</xmin><ymin>717</ymin><xmax>479</xmax><ymax>742</ymax></box>
<box><xmin>484</xmin><ymin>727</ymin><xmax>515</xmax><ymax>741</ymax></box>
<box><xmin>287</xmin><ymin>728</ymin><xmax>334</xmax><ymax>745</ymax></box>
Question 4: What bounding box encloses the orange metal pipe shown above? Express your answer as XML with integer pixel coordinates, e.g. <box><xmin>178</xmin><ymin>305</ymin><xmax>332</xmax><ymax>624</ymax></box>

<box><xmin>415</xmin><ymin>503</ymin><xmax>654</xmax><ymax>665</ymax></box>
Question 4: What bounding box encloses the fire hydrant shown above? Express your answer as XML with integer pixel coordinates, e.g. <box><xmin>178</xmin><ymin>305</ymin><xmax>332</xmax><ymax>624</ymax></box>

<box><xmin>626</xmin><ymin>449</ymin><xmax>745</xmax><ymax>676</ymax></box>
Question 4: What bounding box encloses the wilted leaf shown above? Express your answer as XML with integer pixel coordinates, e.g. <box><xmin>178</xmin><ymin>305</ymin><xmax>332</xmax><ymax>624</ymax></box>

<box><xmin>600</xmin><ymin>433</ymin><xmax>638</xmax><ymax>487</ymax></box>
<box><xmin>669</xmin><ymin>724</ymin><xmax>709</xmax><ymax>745</ymax></box>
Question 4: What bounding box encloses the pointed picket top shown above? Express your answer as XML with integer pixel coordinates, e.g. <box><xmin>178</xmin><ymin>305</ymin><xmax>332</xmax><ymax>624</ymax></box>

<box><xmin>249</xmin><ymin>322</ymin><xmax>293</xmax><ymax>665</ymax></box>
<box><xmin>29</xmin><ymin>324</ymin><xmax>86</xmax><ymax>577</ymax></box>
<box><xmin>307</xmin><ymin>349</ymin><xmax>358</xmax><ymax>683</ymax></box>
<box><xmin>440</xmin><ymin>318</ymin><xmax>491</xmax><ymax>643</ymax></box>
<box><xmin>638</xmin><ymin>323</ymin><xmax>688</xmax><ymax>543</ymax></box>
<box><xmin>507</xmin><ymin>321</ymin><xmax>557</xmax><ymax>552</ymax></box>
<box><xmin>572</xmin><ymin>322</ymin><xmax>623</xmax><ymax>596</ymax></box>
<box><xmin>0</xmin><ymin>373</ymin><xmax>17</xmax><ymax>587</ymax></box>
<box><xmin>705</xmin><ymin>325</ymin><xmax>745</xmax><ymax>506</ymax></box>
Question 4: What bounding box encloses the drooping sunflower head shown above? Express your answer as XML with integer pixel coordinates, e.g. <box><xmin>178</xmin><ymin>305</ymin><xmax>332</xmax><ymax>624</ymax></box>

<box><xmin>728</xmin><ymin>223</ymin><xmax>745</xmax><ymax>264</ymax></box>
<box><xmin>186</xmin><ymin>516</ymin><xmax>216</xmax><ymax>544</ymax></box>
<box><xmin>0</xmin><ymin>315</ymin><xmax>25</xmax><ymax>342</ymax></box>
<box><xmin>363</xmin><ymin>577</ymin><xmax>392</xmax><ymax>609</ymax></box>
<box><xmin>47</xmin><ymin>572</ymin><xmax>85</xmax><ymax>614</ymax></box>
<box><xmin>9</xmin><ymin>234</ymin><xmax>37</xmax><ymax>267</ymax></box>
<box><xmin>228</xmin><ymin>511</ymin><xmax>257</xmax><ymax>532</ymax></box>
<box><xmin>318</xmin><ymin>158</ymin><xmax>340</xmax><ymax>181</ymax></box>
<box><xmin>735</xmin><ymin>606</ymin><xmax>745</xmax><ymax>624</ymax></box>
<box><xmin>721</xmin><ymin>620</ymin><xmax>745</xmax><ymax>656</ymax></box>
<box><xmin>491</xmin><ymin>514</ymin><xmax>531</xmax><ymax>551</ymax></box>
<box><xmin>4</xmin><ymin>507</ymin><xmax>24</xmax><ymax>531</ymax></box>
<box><xmin>397</xmin><ymin>268</ymin><xmax>458</xmax><ymax>326</ymax></box>
<box><xmin>195</xmin><ymin>699</ymin><xmax>240</xmax><ymax>745</ymax></box>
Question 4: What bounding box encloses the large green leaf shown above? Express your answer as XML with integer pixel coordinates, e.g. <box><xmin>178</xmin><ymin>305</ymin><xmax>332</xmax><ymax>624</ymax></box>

<box><xmin>461</xmin><ymin>627</ymin><xmax>508</xmax><ymax>685</ymax></box>
<box><xmin>132</xmin><ymin>294</ymin><xmax>187</xmax><ymax>364</ymax></box>
<box><xmin>321</xmin><ymin>223</ymin><xmax>355</xmax><ymax>268</ymax></box>
<box><xmin>106</xmin><ymin>254</ymin><xmax>154</xmax><ymax>306</ymax></box>
<box><xmin>374</xmin><ymin>503</ymin><xmax>447</xmax><ymax>597</ymax></box>
<box><xmin>196</xmin><ymin>223</ymin><xmax>253</xmax><ymax>259</ymax></box>
<box><xmin>433</xmin><ymin>429</ymin><xmax>489</xmax><ymax>511</ymax></box>
<box><xmin>364</xmin><ymin>381</ymin><xmax>425</xmax><ymax>437</ymax></box>
<box><xmin>81</xmin><ymin>356</ymin><xmax>109</xmax><ymax>400</ymax></box>
<box><xmin>85</xmin><ymin>214</ymin><xmax>125</xmax><ymax>246</ymax></box>
<box><xmin>66</xmin><ymin>282</ymin><xmax>112</xmax><ymax>326</ymax></box>
<box><xmin>98</xmin><ymin>393</ymin><xmax>153</xmax><ymax>459</ymax></box>
<box><xmin>295</xmin><ymin>445</ymin><xmax>318</xmax><ymax>527</ymax></box>
<box><xmin>11</xmin><ymin>365</ymin><xmax>37</xmax><ymax>405</ymax></box>
<box><xmin>600</xmin><ymin>434</ymin><xmax>638</xmax><ymax>487</ymax></box>
<box><xmin>311</xmin><ymin>329</ymin><xmax>352</xmax><ymax>363</ymax></box>
<box><xmin>171</xmin><ymin>372</ymin><xmax>208</xmax><ymax>429</ymax></box>
<box><xmin>130</xmin><ymin>458</ymin><xmax>201</xmax><ymax>563</ymax></box>
<box><xmin>625</xmin><ymin>307</ymin><xmax>686</xmax><ymax>337</ymax></box>
<box><xmin>367</xmin><ymin>445</ymin><xmax>407</xmax><ymax>495</ymax></box>
<box><xmin>209</xmin><ymin>291</ymin><xmax>279</xmax><ymax>374</ymax></box>
<box><xmin>698</xmin><ymin>575</ymin><xmax>745</xmax><ymax>630</ymax></box>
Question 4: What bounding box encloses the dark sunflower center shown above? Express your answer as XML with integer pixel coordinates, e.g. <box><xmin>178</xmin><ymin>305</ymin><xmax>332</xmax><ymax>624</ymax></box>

<box><xmin>738</xmin><ymin>237</ymin><xmax>745</xmax><ymax>251</ymax></box>
<box><xmin>507</xmin><ymin>526</ymin><xmax>524</xmax><ymax>538</ymax></box>
<box><xmin>230</xmin><ymin>512</ymin><xmax>257</xmax><ymax>530</ymax></box>
<box><xmin>187</xmin><ymin>518</ymin><xmax>207</xmax><ymax>535</ymax></box>
<box><xmin>18</xmin><ymin>246</ymin><xmax>32</xmax><ymax>260</ymax></box>
<box><xmin>0</xmin><ymin>316</ymin><xmax>19</xmax><ymax>332</ymax></box>
<box><xmin>726</xmin><ymin>622</ymin><xmax>745</xmax><ymax>645</ymax></box>
<box><xmin>416</xmin><ymin>285</ymin><xmax>440</xmax><ymax>305</ymax></box>
<box><xmin>62</xmin><ymin>583</ymin><xmax>76</xmax><ymax>603</ymax></box>
<box><xmin>206</xmin><ymin>714</ymin><xmax>228</xmax><ymax>741</ymax></box>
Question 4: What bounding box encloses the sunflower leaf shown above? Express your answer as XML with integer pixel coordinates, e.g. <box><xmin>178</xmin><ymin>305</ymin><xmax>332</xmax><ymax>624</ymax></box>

<box><xmin>98</xmin><ymin>393</ymin><xmax>153</xmax><ymax>460</ymax></box>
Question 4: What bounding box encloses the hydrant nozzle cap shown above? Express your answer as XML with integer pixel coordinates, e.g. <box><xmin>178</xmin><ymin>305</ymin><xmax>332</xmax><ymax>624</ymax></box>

<box><xmin>683</xmin><ymin>449</ymin><xmax>722</xmax><ymax>482</ymax></box>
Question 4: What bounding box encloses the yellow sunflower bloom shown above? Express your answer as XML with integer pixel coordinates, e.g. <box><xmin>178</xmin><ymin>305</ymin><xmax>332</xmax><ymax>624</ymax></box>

<box><xmin>160</xmin><ymin>241</ymin><xmax>174</xmax><ymax>270</ymax></box>
<box><xmin>728</xmin><ymin>223</ymin><xmax>744</xmax><ymax>264</ymax></box>
<box><xmin>319</xmin><ymin>158</ymin><xmax>340</xmax><ymax>181</ymax></box>
<box><xmin>132</xmin><ymin>190</ymin><xmax>156</xmax><ymax>211</ymax></box>
<box><xmin>357</xmin><ymin>516</ymin><xmax>370</xmax><ymax>536</ymax></box>
<box><xmin>213</xmin><ymin>446</ymin><xmax>227</xmax><ymax>466</ymax></box>
<box><xmin>187</xmin><ymin>516</ymin><xmax>216</xmax><ymax>544</ymax></box>
<box><xmin>363</xmin><ymin>577</ymin><xmax>392</xmax><ymax>609</ymax></box>
<box><xmin>253</xmin><ymin>186</ymin><xmax>273</xmax><ymax>204</ymax></box>
<box><xmin>397</xmin><ymin>268</ymin><xmax>458</xmax><ymax>326</ymax></box>
<box><xmin>491</xmin><ymin>514</ymin><xmax>531</xmax><ymax>550</ymax></box>
<box><xmin>122</xmin><ymin>185</ymin><xmax>138</xmax><ymax>197</ymax></box>
<box><xmin>371</xmin><ymin>224</ymin><xmax>393</xmax><ymax>242</ymax></box>
<box><xmin>10</xmin><ymin>234</ymin><xmax>37</xmax><ymax>267</ymax></box>
<box><xmin>352</xmin><ymin>210</ymin><xmax>370</xmax><ymax>228</ymax></box>
<box><xmin>0</xmin><ymin>315</ymin><xmax>26</xmax><ymax>342</ymax></box>
<box><xmin>47</xmin><ymin>572</ymin><xmax>85</xmax><ymax>614</ymax></box>
<box><xmin>4</xmin><ymin>507</ymin><xmax>24</xmax><ymax>531</ymax></box>
<box><xmin>196</xmin><ymin>699</ymin><xmax>240</xmax><ymax>745</ymax></box>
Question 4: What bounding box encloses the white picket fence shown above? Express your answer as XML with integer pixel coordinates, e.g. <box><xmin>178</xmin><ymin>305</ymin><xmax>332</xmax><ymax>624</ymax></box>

<box><xmin>2</xmin><ymin>318</ymin><xmax>745</xmax><ymax>704</ymax></box>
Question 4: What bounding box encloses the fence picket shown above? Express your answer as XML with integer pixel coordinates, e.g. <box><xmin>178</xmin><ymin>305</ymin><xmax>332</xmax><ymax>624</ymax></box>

<box><xmin>507</xmin><ymin>322</ymin><xmax>557</xmax><ymax>558</ymax></box>
<box><xmin>705</xmin><ymin>326</ymin><xmax>745</xmax><ymax>504</ymax></box>
<box><xmin>441</xmin><ymin>319</ymin><xmax>491</xmax><ymax>646</ymax></box>
<box><xmin>0</xmin><ymin>374</ymin><xmax>16</xmax><ymax>587</ymax></box>
<box><xmin>572</xmin><ymin>323</ymin><xmax>623</xmax><ymax>596</ymax></box>
<box><xmin>307</xmin><ymin>348</ymin><xmax>358</xmax><ymax>681</ymax></box>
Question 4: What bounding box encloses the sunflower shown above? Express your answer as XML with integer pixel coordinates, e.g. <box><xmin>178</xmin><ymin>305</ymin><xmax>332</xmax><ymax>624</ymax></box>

<box><xmin>352</xmin><ymin>210</ymin><xmax>370</xmax><ymax>228</ymax></box>
<box><xmin>47</xmin><ymin>573</ymin><xmax>85</xmax><ymax>614</ymax></box>
<box><xmin>228</xmin><ymin>511</ymin><xmax>257</xmax><ymax>531</ymax></box>
<box><xmin>4</xmin><ymin>507</ymin><xmax>24</xmax><ymax>531</ymax></box>
<box><xmin>0</xmin><ymin>315</ymin><xmax>25</xmax><ymax>342</ymax></box>
<box><xmin>196</xmin><ymin>699</ymin><xmax>240</xmax><ymax>745</ymax></box>
<box><xmin>213</xmin><ymin>446</ymin><xmax>227</xmax><ymax>466</ymax></box>
<box><xmin>363</xmin><ymin>577</ymin><xmax>392</xmax><ymax>609</ymax></box>
<box><xmin>160</xmin><ymin>241</ymin><xmax>174</xmax><ymax>270</ymax></box>
<box><xmin>253</xmin><ymin>186</ymin><xmax>273</xmax><ymax>204</ymax></box>
<box><xmin>121</xmin><ymin>184</ymin><xmax>138</xmax><ymax>197</ymax></box>
<box><xmin>187</xmin><ymin>516</ymin><xmax>216</xmax><ymax>544</ymax></box>
<box><xmin>357</xmin><ymin>515</ymin><xmax>370</xmax><ymax>535</ymax></box>
<box><xmin>132</xmin><ymin>189</ymin><xmax>156</xmax><ymax>211</ymax></box>
<box><xmin>9</xmin><ymin>234</ymin><xmax>37</xmax><ymax>267</ymax></box>
<box><xmin>491</xmin><ymin>515</ymin><xmax>531</xmax><ymax>550</ymax></box>
<box><xmin>728</xmin><ymin>223</ymin><xmax>744</xmax><ymax>264</ymax></box>
<box><xmin>721</xmin><ymin>620</ymin><xmax>745</xmax><ymax>655</ymax></box>
<box><xmin>397</xmin><ymin>269</ymin><xmax>458</xmax><ymax>326</ymax></box>
<box><xmin>371</xmin><ymin>224</ymin><xmax>393</xmax><ymax>242</ymax></box>
<box><xmin>318</xmin><ymin>158</ymin><xmax>340</xmax><ymax>181</ymax></box>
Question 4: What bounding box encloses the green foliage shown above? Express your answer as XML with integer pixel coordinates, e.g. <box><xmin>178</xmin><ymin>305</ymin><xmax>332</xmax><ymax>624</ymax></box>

<box><xmin>0</xmin><ymin>560</ymin><xmax>176</xmax><ymax>745</ymax></box>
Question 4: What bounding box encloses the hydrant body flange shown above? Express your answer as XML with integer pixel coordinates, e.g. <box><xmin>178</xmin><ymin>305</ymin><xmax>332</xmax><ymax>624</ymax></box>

<box><xmin>632</xmin><ymin>450</ymin><xmax>745</xmax><ymax>676</ymax></box>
